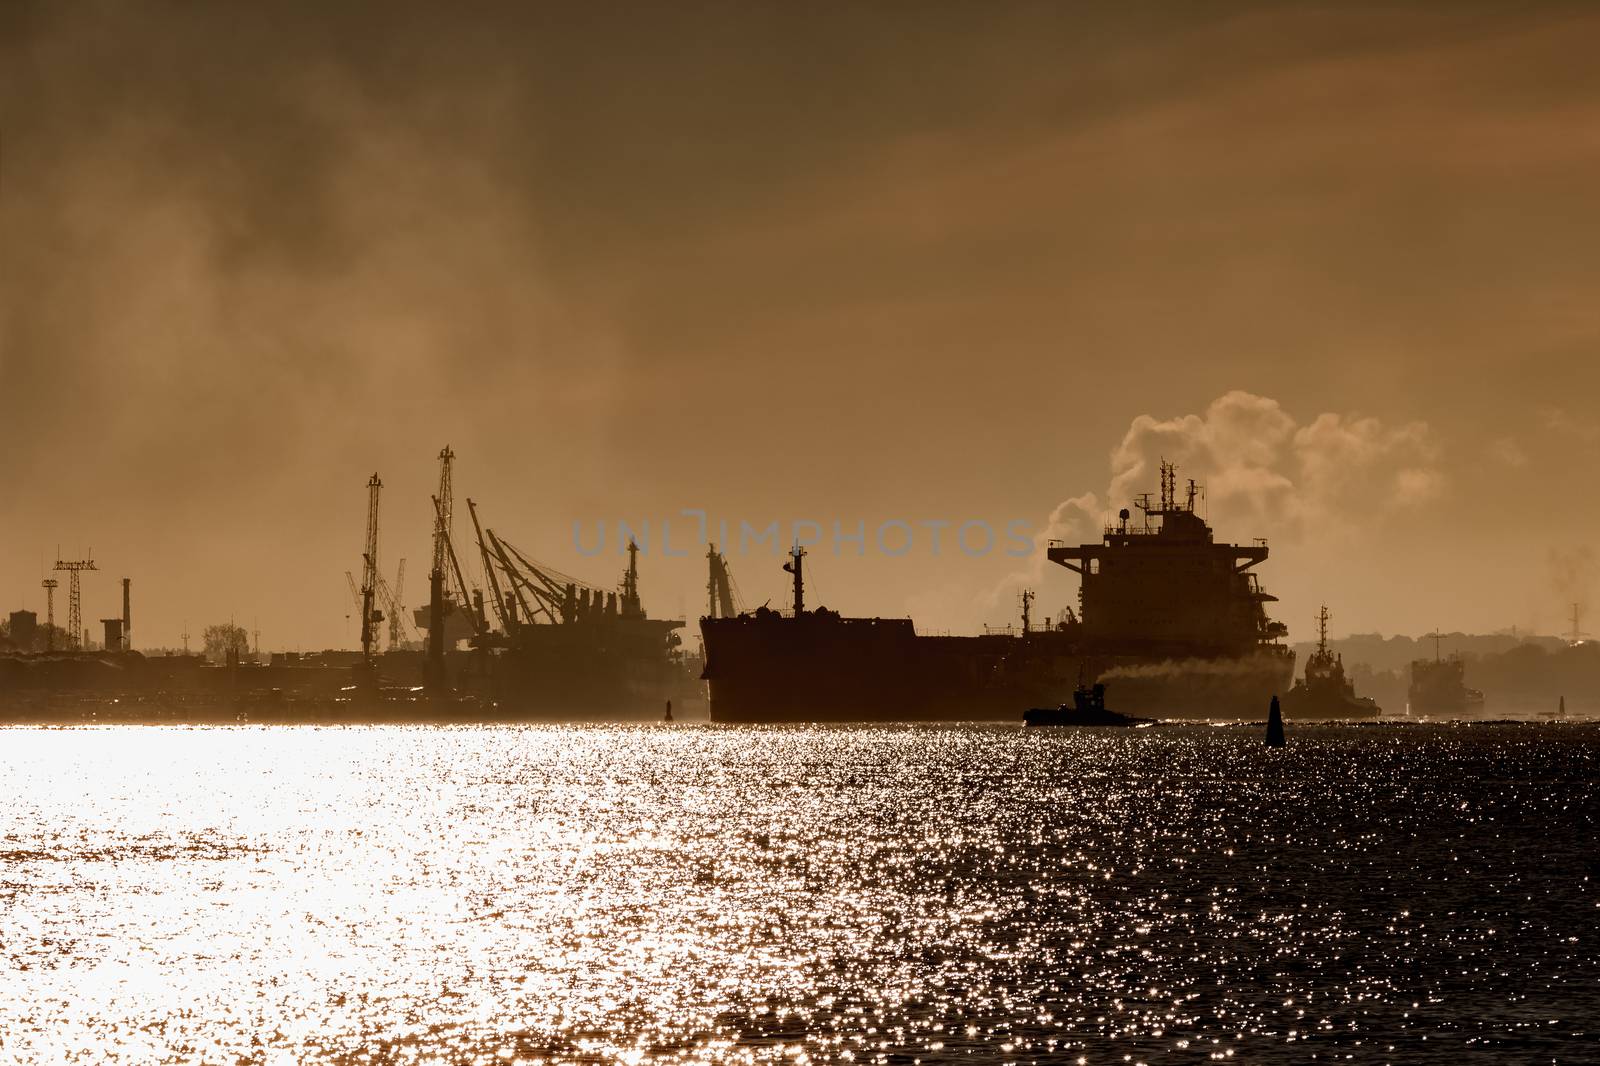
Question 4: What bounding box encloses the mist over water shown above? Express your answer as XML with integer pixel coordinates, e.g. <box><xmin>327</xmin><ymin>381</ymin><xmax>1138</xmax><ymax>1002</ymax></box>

<box><xmin>2</xmin><ymin>723</ymin><xmax>1594</xmax><ymax>1064</ymax></box>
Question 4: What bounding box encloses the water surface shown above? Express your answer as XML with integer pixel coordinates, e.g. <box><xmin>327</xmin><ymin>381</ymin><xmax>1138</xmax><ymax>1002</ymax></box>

<box><xmin>2</xmin><ymin>723</ymin><xmax>1595</xmax><ymax>1064</ymax></box>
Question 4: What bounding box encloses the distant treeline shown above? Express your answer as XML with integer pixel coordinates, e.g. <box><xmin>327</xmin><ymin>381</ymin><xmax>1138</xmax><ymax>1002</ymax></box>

<box><xmin>1292</xmin><ymin>633</ymin><xmax>1596</xmax><ymax>713</ymax></box>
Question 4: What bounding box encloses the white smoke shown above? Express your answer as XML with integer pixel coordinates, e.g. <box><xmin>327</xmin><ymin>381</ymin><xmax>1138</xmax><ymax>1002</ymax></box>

<box><xmin>1008</xmin><ymin>391</ymin><xmax>1440</xmax><ymax>591</ymax></box>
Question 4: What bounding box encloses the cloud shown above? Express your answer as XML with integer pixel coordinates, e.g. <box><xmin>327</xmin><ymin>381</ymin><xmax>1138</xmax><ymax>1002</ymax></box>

<box><xmin>1539</xmin><ymin>406</ymin><xmax>1600</xmax><ymax>445</ymax></box>
<box><xmin>1489</xmin><ymin>437</ymin><xmax>1529</xmax><ymax>468</ymax></box>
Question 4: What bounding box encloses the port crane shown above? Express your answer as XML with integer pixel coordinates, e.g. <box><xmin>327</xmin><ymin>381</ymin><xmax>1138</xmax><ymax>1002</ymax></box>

<box><xmin>425</xmin><ymin>446</ymin><xmax>455</xmax><ymax>691</ymax></box>
<box><xmin>358</xmin><ymin>473</ymin><xmax>384</xmax><ymax>670</ymax></box>
<box><xmin>705</xmin><ymin>544</ymin><xmax>744</xmax><ymax>619</ymax></box>
<box><xmin>465</xmin><ymin>499</ymin><xmax>631</xmax><ymax>635</ymax></box>
<box><xmin>377</xmin><ymin>559</ymin><xmax>418</xmax><ymax>650</ymax></box>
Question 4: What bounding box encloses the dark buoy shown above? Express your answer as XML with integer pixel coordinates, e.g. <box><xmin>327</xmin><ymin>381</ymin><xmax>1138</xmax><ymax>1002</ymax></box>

<box><xmin>1265</xmin><ymin>694</ymin><xmax>1286</xmax><ymax>747</ymax></box>
<box><xmin>663</xmin><ymin>699</ymin><xmax>674</xmax><ymax>723</ymax></box>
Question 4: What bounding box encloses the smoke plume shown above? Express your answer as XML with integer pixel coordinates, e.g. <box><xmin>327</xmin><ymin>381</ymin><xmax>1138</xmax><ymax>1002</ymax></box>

<box><xmin>1547</xmin><ymin>546</ymin><xmax>1597</xmax><ymax>628</ymax></box>
<box><xmin>1048</xmin><ymin>391</ymin><xmax>1437</xmax><ymax>545</ymax></box>
<box><xmin>1010</xmin><ymin>391</ymin><xmax>1440</xmax><ymax>596</ymax></box>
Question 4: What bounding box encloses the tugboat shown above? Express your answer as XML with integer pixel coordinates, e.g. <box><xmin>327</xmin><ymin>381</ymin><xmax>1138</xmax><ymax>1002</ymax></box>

<box><xmin>1407</xmin><ymin>630</ymin><xmax>1485</xmax><ymax>717</ymax></box>
<box><xmin>1280</xmin><ymin>606</ymin><xmax>1381</xmax><ymax>720</ymax></box>
<box><xmin>1025</xmin><ymin>680</ymin><xmax>1152</xmax><ymax>727</ymax></box>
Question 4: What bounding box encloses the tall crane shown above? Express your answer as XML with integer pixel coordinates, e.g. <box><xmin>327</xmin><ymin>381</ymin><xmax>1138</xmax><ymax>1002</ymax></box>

<box><xmin>40</xmin><ymin>578</ymin><xmax>58</xmax><ymax>651</ymax></box>
<box><xmin>358</xmin><ymin>473</ymin><xmax>384</xmax><ymax>669</ymax></box>
<box><xmin>53</xmin><ymin>555</ymin><xmax>96</xmax><ymax>651</ymax></box>
<box><xmin>377</xmin><ymin>558</ymin><xmax>414</xmax><ymax>650</ymax></box>
<box><xmin>426</xmin><ymin>446</ymin><xmax>454</xmax><ymax>691</ymax></box>
<box><xmin>706</xmin><ymin>544</ymin><xmax>740</xmax><ymax>619</ymax></box>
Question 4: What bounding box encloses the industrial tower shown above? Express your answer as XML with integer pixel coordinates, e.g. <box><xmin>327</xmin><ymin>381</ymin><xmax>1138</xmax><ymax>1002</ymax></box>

<box><xmin>40</xmin><ymin>578</ymin><xmax>58</xmax><ymax>651</ymax></box>
<box><xmin>53</xmin><ymin>556</ymin><xmax>96</xmax><ymax>651</ymax></box>
<box><xmin>426</xmin><ymin>445</ymin><xmax>454</xmax><ymax>692</ymax></box>
<box><xmin>359</xmin><ymin>473</ymin><xmax>384</xmax><ymax>671</ymax></box>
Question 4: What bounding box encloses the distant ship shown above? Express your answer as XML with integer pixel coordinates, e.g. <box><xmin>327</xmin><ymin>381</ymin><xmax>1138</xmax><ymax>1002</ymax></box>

<box><xmin>700</xmin><ymin>462</ymin><xmax>1294</xmax><ymax>722</ymax></box>
<box><xmin>456</xmin><ymin>526</ymin><xmax>701</xmax><ymax>717</ymax></box>
<box><xmin>1279</xmin><ymin>605</ymin><xmax>1380</xmax><ymax>719</ymax></box>
<box><xmin>1408</xmin><ymin>632</ymin><xmax>1485</xmax><ymax>717</ymax></box>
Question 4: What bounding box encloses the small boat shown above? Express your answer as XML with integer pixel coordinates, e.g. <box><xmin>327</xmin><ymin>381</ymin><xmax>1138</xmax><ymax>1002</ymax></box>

<box><xmin>1025</xmin><ymin>682</ymin><xmax>1152</xmax><ymax>727</ymax></box>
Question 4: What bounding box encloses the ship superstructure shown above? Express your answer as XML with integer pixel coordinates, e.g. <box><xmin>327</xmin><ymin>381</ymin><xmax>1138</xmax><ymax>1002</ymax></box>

<box><xmin>1046</xmin><ymin>463</ymin><xmax>1287</xmax><ymax>657</ymax></box>
<box><xmin>1408</xmin><ymin>631</ymin><xmax>1485</xmax><ymax>717</ymax></box>
<box><xmin>1280</xmin><ymin>605</ymin><xmax>1380</xmax><ymax>719</ymax></box>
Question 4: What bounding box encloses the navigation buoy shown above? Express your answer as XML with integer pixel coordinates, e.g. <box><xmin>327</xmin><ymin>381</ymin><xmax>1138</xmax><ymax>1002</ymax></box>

<box><xmin>664</xmin><ymin>699</ymin><xmax>674</xmax><ymax>723</ymax></box>
<box><xmin>1265</xmin><ymin>694</ymin><xmax>1285</xmax><ymax>747</ymax></box>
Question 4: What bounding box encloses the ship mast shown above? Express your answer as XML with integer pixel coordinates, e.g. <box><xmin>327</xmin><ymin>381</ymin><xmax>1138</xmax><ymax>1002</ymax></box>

<box><xmin>782</xmin><ymin>543</ymin><xmax>806</xmax><ymax>615</ymax></box>
<box><xmin>1020</xmin><ymin>589</ymin><xmax>1033</xmax><ymax>633</ymax></box>
<box><xmin>622</xmin><ymin>538</ymin><xmax>642</xmax><ymax>618</ymax></box>
<box><xmin>1317</xmin><ymin>604</ymin><xmax>1330</xmax><ymax>656</ymax></box>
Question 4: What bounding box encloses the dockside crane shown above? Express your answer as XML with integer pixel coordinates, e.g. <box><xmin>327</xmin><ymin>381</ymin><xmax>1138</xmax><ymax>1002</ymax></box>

<box><xmin>377</xmin><ymin>559</ymin><xmax>416</xmax><ymax>651</ymax></box>
<box><xmin>466</xmin><ymin>499</ymin><xmax>622</xmax><ymax>634</ymax></box>
<box><xmin>705</xmin><ymin>544</ymin><xmax>742</xmax><ymax>619</ymax></box>
<box><xmin>426</xmin><ymin>446</ymin><xmax>455</xmax><ymax>690</ymax></box>
<box><xmin>358</xmin><ymin>473</ymin><xmax>384</xmax><ymax>673</ymax></box>
<box><xmin>432</xmin><ymin>491</ymin><xmax>481</xmax><ymax>640</ymax></box>
<box><xmin>467</xmin><ymin>498</ymin><xmax>513</xmax><ymax>637</ymax></box>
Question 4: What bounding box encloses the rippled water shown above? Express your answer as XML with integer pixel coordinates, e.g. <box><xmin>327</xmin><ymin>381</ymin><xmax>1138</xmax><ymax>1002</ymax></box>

<box><xmin>2</xmin><ymin>723</ymin><xmax>1595</xmax><ymax>1064</ymax></box>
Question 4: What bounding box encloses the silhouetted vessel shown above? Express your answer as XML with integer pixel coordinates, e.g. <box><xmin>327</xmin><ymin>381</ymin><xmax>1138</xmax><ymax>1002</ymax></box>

<box><xmin>463</xmin><ymin>534</ymin><xmax>699</xmax><ymax>717</ymax></box>
<box><xmin>1025</xmin><ymin>682</ymin><xmax>1151</xmax><ymax>727</ymax></box>
<box><xmin>1279</xmin><ymin>606</ymin><xmax>1380</xmax><ymax>719</ymax></box>
<box><xmin>1407</xmin><ymin>632</ymin><xmax>1485</xmax><ymax>717</ymax></box>
<box><xmin>700</xmin><ymin>462</ymin><xmax>1293</xmax><ymax>722</ymax></box>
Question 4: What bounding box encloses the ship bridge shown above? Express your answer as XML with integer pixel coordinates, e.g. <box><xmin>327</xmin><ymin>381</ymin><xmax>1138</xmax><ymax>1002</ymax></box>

<box><xmin>1044</xmin><ymin>462</ymin><xmax>1285</xmax><ymax>654</ymax></box>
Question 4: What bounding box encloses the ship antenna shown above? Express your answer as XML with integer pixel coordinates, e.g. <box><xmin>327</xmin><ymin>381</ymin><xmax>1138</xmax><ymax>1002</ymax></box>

<box><xmin>1317</xmin><ymin>605</ymin><xmax>1329</xmax><ymax>655</ymax></box>
<box><xmin>1020</xmin><ymin>589</ymin><xmax>1033</xmax><ymax>634</ymax></box>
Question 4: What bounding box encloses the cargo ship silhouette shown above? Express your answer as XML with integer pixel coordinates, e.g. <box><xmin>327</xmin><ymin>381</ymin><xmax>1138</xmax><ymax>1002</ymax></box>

<box><xmin>700</xmin><ymin>462</ymin><xmax>1294</xmax><ymax>721</ymax></box>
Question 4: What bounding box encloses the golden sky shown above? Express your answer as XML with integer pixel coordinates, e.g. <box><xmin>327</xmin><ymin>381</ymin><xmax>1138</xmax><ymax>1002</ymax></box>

<box><xmin>4</xmin><ymin>2</ymin><xmax>1600</xmax><ymax>649</ymax></box>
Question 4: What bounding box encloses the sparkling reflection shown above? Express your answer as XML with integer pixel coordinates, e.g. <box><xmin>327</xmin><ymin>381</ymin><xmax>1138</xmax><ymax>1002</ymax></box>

<box><xmin>1</xmin><ymin>723</ymin><xmax>1595</xmax><ymax>1063</ymax></box>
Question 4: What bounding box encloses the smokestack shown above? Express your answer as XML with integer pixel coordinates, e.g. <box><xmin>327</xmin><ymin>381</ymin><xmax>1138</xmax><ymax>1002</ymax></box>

<box><xmin>122</xmin><ymin>577</ymin><xmax>131</xmax><ymax>652</ymax></box>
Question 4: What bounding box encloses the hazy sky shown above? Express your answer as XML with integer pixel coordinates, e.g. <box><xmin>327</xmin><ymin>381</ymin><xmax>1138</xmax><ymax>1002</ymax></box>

<box><xmin>4</xmin><ymin>2</ymin><xmax>1600</xmax><ymax>650</ymax></box>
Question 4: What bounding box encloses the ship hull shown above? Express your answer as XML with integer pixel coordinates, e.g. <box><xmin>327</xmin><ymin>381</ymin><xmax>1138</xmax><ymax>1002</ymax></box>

<box><xmin>1279</xmin><ymin>688</ymin><xmax>1382</xmax><ymax>721</ymax></box>
<box><xmin>701</xmin><ymin>615</ymin><xmax>1293</xmax><ymax>722</ymax></box>
<box><xmin>469</xmin><ymin>616</ymin><xmax>701</xmax><ymax>718</ymax></box>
